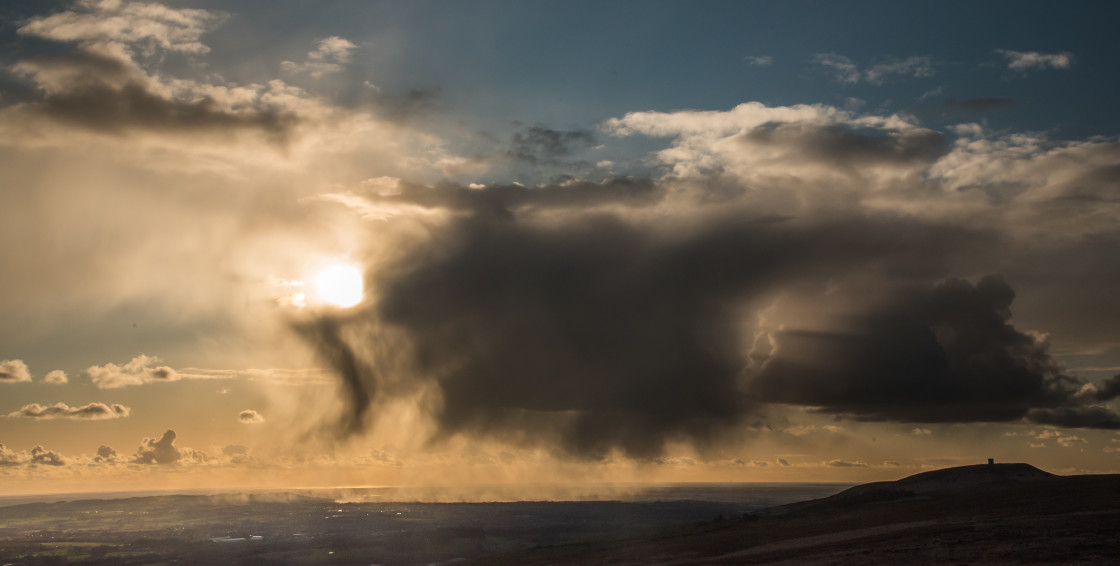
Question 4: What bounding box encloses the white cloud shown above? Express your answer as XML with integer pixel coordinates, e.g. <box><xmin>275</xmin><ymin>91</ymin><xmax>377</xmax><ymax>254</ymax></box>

<box><xmin>85</xmin><ymin>354</ymin><xmax>178</xmax><ymax>388</ymax></box>
<box><xmin>600</xmin><ymin>100</ymin><xmax>1120</xmax><ymax>360</ymax></box>
<box><xmin>178</xmin><ymin>367</ymin><xmax>335</xmax><ymax>386</ymax></box>
<box><xmin>745</xmin><ymin>55</ymin><xmax>774</xmax><ymax>66</ymax></box>
<box><xmin>997</xmin><ymin>49</ymin><xmax>1073</xmax><ymax>71</ymax></box>
<box><xmin>605</xmin><ymin>100</ymin><xmax>1120</xmax><ymax>243</ymax></box>
<box><xmin>1034</xmin><ymin>429</ymin><xmax>1087</xmax><ymax>447</ymax></box>
<box><xmin>282</xmin><ymin>36</ymin><xmax>358</xmax><ymax>78</ymax></box>
<box><xmin>7</xmin><ymin>402</ymin><xmax>130</xmax><ymax>419</ymax></box>
<box><xmin>0</xmin><ymin>360</ymin><xmax>32</xmax><ymax>383</ymax></box>
<box><xmin>17</xmin><ymin>0</ymin><xmax>223</xmax><ymax>57</ymax></box>
<box><xmin>84</xmin><ymin>356</ymin><xmax>276</xmax><ymax>389</ymax></box>
<box><xmin>784</xmin><ymin>424</ymin><xmax>844</xmax><ymax>437</ymax></box>
<box><xmin>824</xmin><ymin>459</ymin><xmax>869</xmax><ymax>468</ymax></box>
<box><xmin>42</xmin><ymin>370</ymin><xmax>68</xmax><ymax>385</ymax></box>
<box><xmin>604</xmin><ymin>101</ymin><xmax>930</xmax><ymax>184</ymax></box>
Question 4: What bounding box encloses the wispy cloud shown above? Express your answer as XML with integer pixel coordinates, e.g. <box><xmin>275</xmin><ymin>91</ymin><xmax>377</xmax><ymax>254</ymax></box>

<box><xmin>85</xmin><ymin>354</ymin><xmax>180</xmax><ymax>389</ymax></box>
<box><xmin>17</xmin><ymin>0</ymin><xmax>223</xmax><ymax>56</ymax></box>
<box><xmin>84</xmin><ymin>356</ymin><xmax>334</xmax><ymax>389</ymax></box>
<box><xmin>825</xmin><ymin>459</ymin><xmax>869</xmax><ymax>468</ymax></box>
<box><xmin>864</xmin><ymin>56</ymin><xmax>935</xmax><ymax>84</ymax></box>
<box><xmin>7</xmin><ymin>402</ymin><xmax>131</xmax><ymax>420</ymax></box>
<box><xmin>813</xmin><ymin>53</ymin><xmax>934</xmax><ymax>84</ymax></box>
<box><xmin>997</xmin><ymin>49</ymin><xmax>1073</xmax><ymax>71</ymax></box>
<box><xmin>282</xmin><ymin>36</ymin><xmax>357</xmax><ymax>78</ymax></box>
<box><xmin>813</xmin><ymin>53</ymin><xmax>861</xmax><ymax>83</ymax></box>
<box><xmin>745</xmin><ymin>55</ymin><xmax>774</xmax><ymax>66</ymax></box>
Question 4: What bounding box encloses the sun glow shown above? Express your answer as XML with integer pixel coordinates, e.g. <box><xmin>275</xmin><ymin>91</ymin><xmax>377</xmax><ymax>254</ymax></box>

<box><xmin>313</xmin><ymin>264</ymin><xmax>364</xmax><ymax>308</ymax></box>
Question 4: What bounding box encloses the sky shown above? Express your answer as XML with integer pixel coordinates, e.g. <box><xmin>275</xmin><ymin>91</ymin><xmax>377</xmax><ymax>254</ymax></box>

<box><xmin>2</xmin><ymin>0</ymin><xmax>1120</xmax><ymax>495</ymax></box>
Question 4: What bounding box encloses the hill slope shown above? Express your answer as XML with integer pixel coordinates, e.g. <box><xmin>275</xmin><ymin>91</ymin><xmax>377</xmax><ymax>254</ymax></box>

<box><xmin>472</xmin><ymin>464</ymin><xmax>1120</xmax><ymax>565</ymax></box>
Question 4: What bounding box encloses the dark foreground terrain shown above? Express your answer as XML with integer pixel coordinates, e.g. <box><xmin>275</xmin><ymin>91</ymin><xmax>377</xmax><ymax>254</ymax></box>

<box><xmin>2</xmin><ymin>465</ymin><xmax>1116</xmax><ymax>565</ymax></box>
<box><xmin>473</xmin><ymin>464</ymin><xmax>1120</xmax><ymax>565</ymax></box>
<box><xmin>0</xmin><ymin>483</ymin><xmax>840</xmax><ymax>565</ymax></box>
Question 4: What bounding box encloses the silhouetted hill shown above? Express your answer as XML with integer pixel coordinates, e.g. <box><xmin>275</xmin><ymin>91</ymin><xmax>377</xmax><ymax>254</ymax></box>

<box><xmin>764</xmin><ymin>462</ymin><xmax>1054</xmax><ymax>514</ymax></box>
<box><xmin>472</xmin><ymin>463</ymin><xmax>1120</xmax><ymax>565</ymax></box>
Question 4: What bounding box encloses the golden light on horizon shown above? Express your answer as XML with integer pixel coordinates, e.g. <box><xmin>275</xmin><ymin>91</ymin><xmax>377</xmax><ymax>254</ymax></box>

<box><xmin>313</xmin><ymin>264</ymin><xmax>364</xmax><ymax>308</ymax></box>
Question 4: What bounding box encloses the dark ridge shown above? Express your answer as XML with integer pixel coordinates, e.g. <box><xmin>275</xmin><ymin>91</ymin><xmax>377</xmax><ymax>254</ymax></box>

<box><xmin>470</xmin><ymin>464</ymin><xmax>1120</xmax><ymax>565</ymax></box>
<box><xmin>767</xmin><ymin>462</ymin><xmax>1054</xmax><ymax>512</ymax></box>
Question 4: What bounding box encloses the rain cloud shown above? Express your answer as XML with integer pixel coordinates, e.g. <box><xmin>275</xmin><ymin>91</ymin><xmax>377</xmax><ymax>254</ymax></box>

<box><xmin>296</xmin><ymin>99</ymin><xmax>1120</xmax><ymax>459</ymax></box>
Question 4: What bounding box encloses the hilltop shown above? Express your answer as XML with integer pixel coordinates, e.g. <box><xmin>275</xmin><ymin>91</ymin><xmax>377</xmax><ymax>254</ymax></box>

<box><xmin>472</xmin><ymin>463</ymin><xmax>1120</xmax><ymax>565</ymax></box>
<box><xmin>762</xmin><ymin>462</ymin><xmax>1054</xmax><ymax>515</ymax></box>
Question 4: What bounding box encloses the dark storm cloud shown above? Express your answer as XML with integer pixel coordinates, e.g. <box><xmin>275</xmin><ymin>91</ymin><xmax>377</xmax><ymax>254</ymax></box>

<box><xmin>376</xmin><ymin>176</ymin><xmax>663</xmax><ymax>215</ymax></box>
<box><xmin>299</xmin><ymin>178</ymin><xmax>1029</xmax><ymax>457</ymax></box>
<box><xmin>1090</xmin><ymin>374</ymin><xmax>1120</xmax><ymax>401</ymax></box>
<box><xmin>1026</xmin><ymin>406</ymin><xmax>1120</xmax><ymax>429</ymax></box>
<box><xmin>294</xmin><ymin>317</ymin><xmax>370</xmax><ymax>437</ymax></box>
<box><xmin>738</xmin><ymin>123</ymin><xmax>949</xmax><ymax>169</ymax></box>
<box><xmin>1052</xmin><ymin>158</ymin><xmax>1120</xmax><ymax>203</ymax></box>
<box><xmin>508</xmin><ymin>126</ymin><xmax>597</xmax><ymax>164</ymax></box>
<box><xmin>748</xmin><ymin>276</ymin><xmax>1119</xmax><ymax>424</ymax></box>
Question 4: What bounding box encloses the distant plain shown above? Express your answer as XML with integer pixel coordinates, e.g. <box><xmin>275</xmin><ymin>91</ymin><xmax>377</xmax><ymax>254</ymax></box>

<box><xmin>0</xmin><ymin>483</ymin><xmax>847</xmax><ymax>565</ymax></box>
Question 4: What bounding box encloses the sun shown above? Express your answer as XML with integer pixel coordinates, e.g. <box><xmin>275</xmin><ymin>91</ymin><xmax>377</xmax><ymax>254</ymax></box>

<box><xmin>313</xmin><ymin>264</ymin><xmax>364</xmax><ymax>308</ymax></box>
